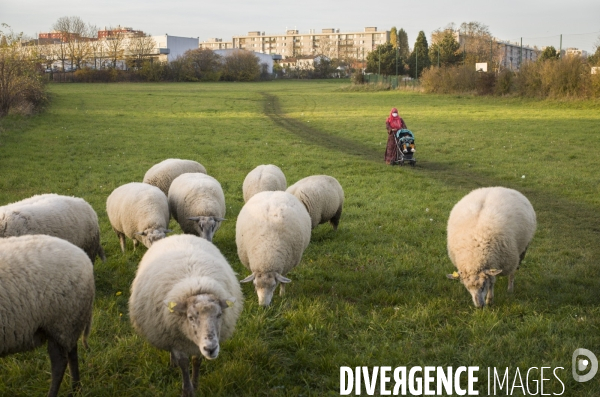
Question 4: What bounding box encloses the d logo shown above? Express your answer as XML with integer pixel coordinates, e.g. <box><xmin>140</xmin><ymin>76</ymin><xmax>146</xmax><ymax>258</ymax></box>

<box><xmin>572</xmin><ymin>348</ymin><xmax>598</xmax><ymax>383</ymax></box>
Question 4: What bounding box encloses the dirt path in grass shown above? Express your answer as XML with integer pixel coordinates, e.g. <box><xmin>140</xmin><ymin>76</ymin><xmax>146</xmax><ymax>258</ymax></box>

<box><xmin>261</xmin><ymin>92</ymin><xmax>382</xmax><ymax>162</ymax></box>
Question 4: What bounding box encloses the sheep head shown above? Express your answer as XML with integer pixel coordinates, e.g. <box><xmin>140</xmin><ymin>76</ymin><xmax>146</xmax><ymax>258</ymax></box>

<box><xmin>135</xmin><ymin>227</ymin><xmax>171</xmax><ymax>248</ymax></box>
<box><xmin>165</xmin><ymin>294</ymin><xmax>235</xmax><ymax>360</ymax></box>
<box><xmin>240</xmin><ymin>272</ymin><xmax>290</xmax><ymax>306</ymax></box>
<box><xmin>447</xmin><ymin>269</ymin><xmax>502</xmax><ymax>308</ymax></box>
<box><xmin>188</xmin><ymin>216</ymin><xmax>225</xmax><ymax>242</ymax></box>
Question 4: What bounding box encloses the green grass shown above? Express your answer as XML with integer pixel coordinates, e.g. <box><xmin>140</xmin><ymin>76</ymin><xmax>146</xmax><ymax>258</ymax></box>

<box><xmin>1</xmin><ymin>80</ymin><xmax>599</xmax><ymax>396</ymax></box>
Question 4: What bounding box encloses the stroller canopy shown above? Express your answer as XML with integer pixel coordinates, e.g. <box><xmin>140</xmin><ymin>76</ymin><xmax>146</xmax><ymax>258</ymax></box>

<box><xmin>395</xmin><ymin>129</ymin><xmax>415</xmax><ymax>140</ymax></box>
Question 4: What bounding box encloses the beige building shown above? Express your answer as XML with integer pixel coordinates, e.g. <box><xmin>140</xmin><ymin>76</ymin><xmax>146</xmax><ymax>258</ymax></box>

<box><xmin>200</xmin><ymin>38</ymin><xmax>234</xmax><ymax>50</ymax></box>
<box><xmin>497</xmin><ymin>41</ymin><xmax>538</xmax><ymax>71</ymax></box>
<box><xmin>231</xmin><ymin>27</ymin><xmax>389</xmax><ymax>59</ymax></box>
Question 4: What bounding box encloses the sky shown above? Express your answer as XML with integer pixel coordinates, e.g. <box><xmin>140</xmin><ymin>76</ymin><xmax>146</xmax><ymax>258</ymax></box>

<box><xmin>2</xmin><ymin>0</ymin><xmax>599</xmax><ymax>52</ymax></box>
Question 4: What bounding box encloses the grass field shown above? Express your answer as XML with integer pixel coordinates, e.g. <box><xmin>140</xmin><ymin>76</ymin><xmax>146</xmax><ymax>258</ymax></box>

<box><xmin>1</xmin><ymin>80</ymin><xmax>599</xmax><ymax>396</ymax></box>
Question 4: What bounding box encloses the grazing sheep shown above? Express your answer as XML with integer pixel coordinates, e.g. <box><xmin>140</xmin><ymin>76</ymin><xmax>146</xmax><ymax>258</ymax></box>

<box><xmin>237</xmin><ymin>191</ymin><xmax>311</xmax><ymax>306</ymax></box>
<box><xmin>0</xmin><ymin>235</ymin><xmax>95</xmax><ymax>397</ymax></box>
<box><xmin>446</xmin><ymin>187</ymin><xmax>536</xmax><ymax>308</ymax></box>
<box><xmin>242</xmin><ymin>164</ymin><xmax>286</xmax><ymax>203</ymax></box>
<box><xmin>129</xmin><ymin>234</ymin><xmax>243</xmax><ymax>397</ymax></box>
<box><xmin>168</xmin><ymin>173</ymin><xmax>226</xmax><ymax>242</ymax></box>
<box><xmin>106</xmin><ymin>182</ymin><xmax>171</xmax><ymax>251</ymax></box>
<box><xmin>0</xmin><ymin>193</ymin><xmax>106</xmax><ymax>263</ymax></box>
<box><xmin>286</xmin><ymin>175</ymin><xmax>344</xmax><ymax>230</ymax></box>
<box><xmin>143</xmin><ymin>159</ymin><xmax>207</xmax><ymax>196</ymax></box>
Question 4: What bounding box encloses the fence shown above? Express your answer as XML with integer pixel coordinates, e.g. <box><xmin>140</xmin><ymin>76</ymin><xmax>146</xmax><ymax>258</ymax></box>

<box><xmin>363</xmin><ymin>74</ymin><xmax>420</xmax><ymax>89</ymax></box>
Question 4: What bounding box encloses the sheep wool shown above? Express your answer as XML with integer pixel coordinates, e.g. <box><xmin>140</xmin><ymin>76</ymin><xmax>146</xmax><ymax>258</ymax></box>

<box><xmin>106</xmin><ymin>182</ymin><xmax>170</xmax><ymax>251</ymax></box>
<box><xmin>236</xmin><ymin>190</ymin><xmax>311</xmax><ymax>306</ymax></box>
<box><xmin>242</xmin><ymin>164</ymin><xmax>287</xmax><ymax>203</ymax></box>
<box><xmin>286</xmin><ymin>175</ymin><xmax>344</xmax><ymax>230</ymax></box>
<box><xmin>168</xmin><ymin>173</ymin><xmax>226</xmax><ymax>242</ymax></box>
<box><xmin>0</xmin><ymin>235</ymin><xmax>95</xmax><ymax>397</ymax></box>
<box><xmin>129</xmin><ymin>234</ymin><xmax>243</xmax><ymax>395</ymax></box>
<box><xmin>447</xmin><ymin>186</ymin><xmax>536</xmax><ymax>308</ymax></box>
<box><xmin>0</xmin><ymin>193</ymin><xmax>105</xmax><ymax>263</ymax></box>
<box><xmin>143</xmin><ymin>158</ymin><xmax>207</xmax><ymax>196</ymax></box>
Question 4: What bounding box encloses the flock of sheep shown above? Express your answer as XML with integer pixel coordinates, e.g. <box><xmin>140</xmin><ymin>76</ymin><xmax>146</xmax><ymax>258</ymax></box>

<box><xmin>0</xmin><ymin>157</ymin><xmax>536</xmax><ymax>396</ymax></box>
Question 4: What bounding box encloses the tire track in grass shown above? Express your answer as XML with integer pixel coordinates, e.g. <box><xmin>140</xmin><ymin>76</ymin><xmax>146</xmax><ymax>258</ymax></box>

<box><xmin>261</xmin><ymin>92</ymin><xmax>382</xmax><ymax>162</ymax></box>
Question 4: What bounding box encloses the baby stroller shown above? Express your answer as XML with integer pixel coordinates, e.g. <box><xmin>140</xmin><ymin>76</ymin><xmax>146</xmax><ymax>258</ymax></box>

<box><xmin>393</xmin><ymin>129</ymin><xmax>416</xmax><ymax>167</ymax></box>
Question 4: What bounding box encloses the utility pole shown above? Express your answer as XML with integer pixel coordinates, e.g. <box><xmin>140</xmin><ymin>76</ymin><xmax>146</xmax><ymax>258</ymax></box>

<box><xmin>378</xmin><ymin>45</ymin><xmax>381</xmax><ymax>75</ymax></box>
<box><xmin>559</xmin><ymin>34</ymin><xmax>562</xmax><ymax>58</ymax></box>
<box><xmin>520</xmin><ymin>37</ymin><xmax>523</xmax><ymax>70</ymax></box>
<box><xmin>438</xmin><ymin>46</ymin><xmax>440</xmax><ymax>67</ymax></box>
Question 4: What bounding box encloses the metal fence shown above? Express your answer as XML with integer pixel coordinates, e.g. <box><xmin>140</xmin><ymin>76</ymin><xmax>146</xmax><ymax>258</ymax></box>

<box><xmin>363</xmin><ymin>74</ymin><xmax>420</xmax><ymax>89</ymax></box>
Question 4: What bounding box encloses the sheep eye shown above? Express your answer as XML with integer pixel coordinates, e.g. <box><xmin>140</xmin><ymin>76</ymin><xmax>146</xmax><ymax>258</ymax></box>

<box><xmin>216</xmin><ymin>313</ymin><xmax>222</xmax><ymax>319</ymax></box>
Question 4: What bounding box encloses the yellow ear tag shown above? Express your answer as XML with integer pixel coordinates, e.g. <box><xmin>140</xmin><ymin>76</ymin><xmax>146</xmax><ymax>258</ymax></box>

<box><xmin>167</xmin><ymin>302</ymin><xmax>177</xmax><ymax>313</ymax></box>
<box><xmin>452</xmin><ymin>271</ymin><xmax>459</xmax><ymax>278</ymax></box>
<box><xmin>226</xmin><ymin>300</ymin><xmax>235</xmax><ymax>308</ymax></box>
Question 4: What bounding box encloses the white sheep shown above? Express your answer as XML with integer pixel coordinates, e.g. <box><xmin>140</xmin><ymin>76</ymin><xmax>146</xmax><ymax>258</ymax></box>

<box><xmin>0</xmin><ymin>193</ymin><xmax>106</xmax><ymax>263</ymax></box>
<box><xmin>143</xmin><ymin>158</ymin><xmax>207</xmax><ymax>196</ymax></box>
<box><xmin>446</xmin><ymin>186</ymin><xmax>536</xmax><ymax>308</ymax></box>
<box><xmin>106</xmin><ymin>182</ymin><xmax>171</xmax><ymax>251</ymax></box>
<box><xmin>237</xmin><ymin>191</ymin><xmax>311</xmax><ymax>306</ymax></box>
<box><xmin>0</xmin><ymin>234</ymin><xmax>95</xmax><ymax>397</ymax></box>
<box><xmin>242</xmin><ymin>164</ymin><xmax>286</xmax><ymax>203</ymax></box>
<box><xmin>168</xmin><ymin>173</ymin><xmax>226</xmax><ymax>242</ymax></box>
<box><xmin>129</xmin><ymin>234</ymin><xmax>243</xmax><ymax>397</ymax></box>
<box><xmin>286</xmin><ymin>175</ymin><xmax>344</xmax><ymax>230</ymax></box>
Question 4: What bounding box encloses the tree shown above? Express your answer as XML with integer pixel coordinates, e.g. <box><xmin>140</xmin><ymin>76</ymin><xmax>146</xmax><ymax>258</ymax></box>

<box><xmin>52</xmin><ymin>16</ymin><xmax>96</xmax><ymax>69</ymax></box>
<box><xmin>587</xmin><ymin>36</ymin><xmax>600</xmax><ymax>66</ymax></box>
<box><xmin>316</xmin><ymin>36</ymin><xmax>339</xmax><ymax>59</ymax></box>
<box><xmin>313</xmin><ymin>56</ymin><xmax>335</xmax><ymax>78</ymax></box>
<box><xmin>104</xmin><ymin>29</ymin><xmax>127</xmax><ymax>69</ymax></box>
<box><xmin>538</xmin><ymin>46</ymin><xmax>559</xmax><ymax>62</ymax></box>
<box><xmin>182</xmin><ymin>48</ymin><xmax>222</xmax><ymax>81</ymax></box>
<box><xmin>429</xmin><ymin>28</ymin><xmax>462</xmax><ymax>67</ymax></box>
<box><xmin>408</xmin><ymin>31</ymin><xmax>430</xmax><ymax>78</ymax></box>
<box><xmin>390</xmin><ymin>27</ymin><xmax>398</xmax><ymax>49</ymax></box>
<box><xmin>365</xmin><ymin>43</ymin><xmax>404</xmax><ymax>75</ymax></box>
<box><xmin>458</xmin><ymin>21</ymin><xmax>497</xmax><ymax>64</ymax></box>
<box><xmin>221</xmin><ymin>50</ymin><xmax>260</xmax><ymax>81</ymax></box>
<box><xmin>397</xmin><ymin>28</ymin><xmax>410</xmax><ymax>59</ymax></box>
<box><xmin>127</xmin><ymin>33</ymin><xmax>156</xmax><ymax>69</ymax></box>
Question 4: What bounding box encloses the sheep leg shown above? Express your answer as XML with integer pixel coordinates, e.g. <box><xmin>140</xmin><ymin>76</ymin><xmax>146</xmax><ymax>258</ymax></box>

<box><xmin>117</xmin><ymin>232</ymin><xmax>126</xmax><ymax>253</ymax></box>
<box><xmin>66</xmin><ymin>344</ymin><xmax>81</xmax><ymax>396</ymax></box>
<box><xmin>486</xmin><ymin>282</ymin><xmax>495</xmax><ymax>306</ymax></box>
<box><xmin>279</xmin><ymin>282</ymin><xmax>286</xmax><ymax>296</ymax></box>
<box><xmin>518</xmin><ymin>246</ymin><xmax>528</xmax><ymax>267</ymax></box>
<box><xmin>508</xmin><ymin>273</ymin><xmax>515</xmax><ymax>293</ymax></box>
<box><xmin>172</xmin><ymin>350</ymin><xmax>194</xmax><ymax>397</ymax></box>
<box><xmin>330</xmin><ymin>207</ymin><xmax>343</xmax><ymax>231</ymax></box>
<box><xmin>191</xmin><ymin>356</ymin><xmax>202</xmax><ymax>389</ymax></box>
<box><xmin>47</xmin><ymin>338</ymin><xmax>69</xmax><ymax>397</ymax></box>
<box><xmin>133</xmin><ymin>239</ymin><xmax>139</xmax><ymax>251</ymax></box>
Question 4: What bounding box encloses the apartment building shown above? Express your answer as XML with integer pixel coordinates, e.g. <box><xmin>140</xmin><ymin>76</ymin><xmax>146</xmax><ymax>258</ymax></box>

<box><xmin>497</xmin><ymin>41</ymin><xmax>538</xmax><ymax>70</ymax></box>
<box><xmin>231</xmin><ymin>27</ymin><xmax>389</xmax><ymax>59</ymax></box>
<box><xmin>565</xmin><ymin>47</ymin><xmax>588</xmax><ymax>57</ymax></box>
<box><xmin>200</xmin><ymin>38</ymin><xmax>234</xmax><ymax>50</ymax></box>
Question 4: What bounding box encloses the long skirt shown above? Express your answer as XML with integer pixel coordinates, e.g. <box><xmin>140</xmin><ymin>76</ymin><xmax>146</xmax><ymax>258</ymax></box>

<box><xmin>384</xmin><ymin>133</ymin><xmax>397</xmax><ymax>165</ymax></box>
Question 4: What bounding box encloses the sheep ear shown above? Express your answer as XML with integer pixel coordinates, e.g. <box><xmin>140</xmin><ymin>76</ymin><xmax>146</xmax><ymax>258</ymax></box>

<box><xmin>219</xmin><ymin>297</ymin><xmax>236</xmax><ymax>309</ymax></box>
<box><xmin>485</xmin><ymin>269</ymin><xmax>503</xmax><ymax>276</ymax></box>
<box><xmin>214</xmin><ymin>217</ymin><xmax>226</xmax><ymax>222</ymax></box>
<box><xmin>240</xmin><ymin>274</ymin><xmax>255</xmax><ymax>283</ymax></box>
<box><xmin>188</xmin><ymin>217</ymin><xmax>201</xmax><ymax>221</ymax></box>
<box><xmin>275</xmin><ymin>273</ymin><xmax>291</xmax><ymax>284</ymax></box>
<box><xmin>447</xmin><ymin>271</ymin><xmax>460</xmax><ymax>280</ymax></box>
<box><xmin>164</xmin><ymin>300</ymin><xmax>187</xmax><ymax>314</ymax></box>
<box><xmin>135</xmin><ymin>231</ymin><xmax>147</xmax><ymax>236</ymax></box>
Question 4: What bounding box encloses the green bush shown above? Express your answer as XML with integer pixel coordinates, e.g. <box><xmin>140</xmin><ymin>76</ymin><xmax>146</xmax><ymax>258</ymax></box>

<box><xmin>421</xmin><ymin>64</ymin><xmax>477</xmax><ymax>94</ymax></box>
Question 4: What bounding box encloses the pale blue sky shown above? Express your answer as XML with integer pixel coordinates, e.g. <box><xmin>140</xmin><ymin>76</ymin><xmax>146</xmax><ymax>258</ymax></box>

<box><xmin>2</xmin><ymin>0</ymin><xmax>599</xmax><ymax>52</ymax></box>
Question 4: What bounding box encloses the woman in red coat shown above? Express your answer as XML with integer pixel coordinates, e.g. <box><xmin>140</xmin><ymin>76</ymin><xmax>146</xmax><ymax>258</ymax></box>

<box><xmin>384</xmin><ymin>108</ymin><xmax>407</xmax><ymax>165</ymax></box>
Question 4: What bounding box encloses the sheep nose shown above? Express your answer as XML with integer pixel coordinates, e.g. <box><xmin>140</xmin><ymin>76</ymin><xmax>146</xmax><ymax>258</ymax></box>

<box><xmin>203</xmin><ymin>346</ymin><xmax>217</xmax><ymax>356</ymax></box>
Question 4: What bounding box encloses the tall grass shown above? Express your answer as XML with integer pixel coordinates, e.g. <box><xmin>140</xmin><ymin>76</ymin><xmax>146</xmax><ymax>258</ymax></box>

<box><xmin>0</xmin><ymin>81</ymin><xmax>599</xmax><ymax>396</ymax></box>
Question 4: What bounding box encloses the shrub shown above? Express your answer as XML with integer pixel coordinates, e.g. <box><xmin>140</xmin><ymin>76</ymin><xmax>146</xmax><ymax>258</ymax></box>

<box><xmin>221</xmin><ymin>50</ymin><xmax>260</xmax><ymax>82</ymax></box>
<box><xmin>0</xmin><ymin>25</ymin><xmax>47</xmax><ymax>116</ymax></box>
<box><xmin>494</xmin><ymin>70</ymin><xmax>514</xmax><ymax>95</ymax></box>
<box><xmin>421</xmin><ymin>65</ymin><xmax>477</xmax><ymax>94</ymax></box>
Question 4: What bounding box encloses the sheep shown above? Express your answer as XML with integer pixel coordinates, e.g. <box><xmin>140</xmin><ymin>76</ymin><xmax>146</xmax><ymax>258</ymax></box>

<box><xmin>129</xmin><ymin>234</ymin><xmax>243</xmax><ymax>397</ymax></box>
<box><xmin>0</xmin><ymin>234</ymin><xmax>95</xmax><ymax>397</ymax></box>
<box><xmin>286</xmin><ymin>175</ymin><xmax>344</xmax><ymax>230</ymax></box>
<box><xmin>0</xmin><ymin>193</ymin><xmax>106</xmax><ymax>263</ymax></box>
<box><xmin>242</xmin><ymin>164</ymin><xmax>286</xmax><ymax>203</ymax></box>
<box><xmin>168</xmin><ymin>173</ymin><xmax>226</xmax><ymax>242</ymax></box>
<box><xmin>446</xmin><ymin>186</ymin><xmax>536</xmax><ymax>308</ymax></box>
<box><xmin>237</xmin><ymin>191</ymin><xmax>311</xmax><ymax>306</ymax></box>
<box><xmin>143</xmin><ymin>158</ymin><xmax>207</xmax><ymax>196</ymax></box>
<box><xmin>106</xmin><ymin>182</ymin><xmax>171</xmax><ymax>252</ymax></box>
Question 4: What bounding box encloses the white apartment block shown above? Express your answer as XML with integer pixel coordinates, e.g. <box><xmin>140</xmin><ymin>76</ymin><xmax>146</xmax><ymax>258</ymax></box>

<box><xmin>565</xmin><ymin>47</ymin><xmax>588</xmax><ymax>57</ymax></box>
<box><xmin>497</xmin><ymin>41</ymin><xmax>538</xmax><ymax>70</ymax></box>
<box><xmin>231</xmin><ymin>27</ymin><xmax>389</xmax><ymax>59</ymax></box>
<box><xmin>200</xmin><ymin>38</ymin><xmax>234</xmax><ymax>50</ymax></box>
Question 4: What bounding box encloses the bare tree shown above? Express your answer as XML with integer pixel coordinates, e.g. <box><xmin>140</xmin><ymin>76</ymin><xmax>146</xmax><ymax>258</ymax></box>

<box><xmin>52</xmin><ymin>16</ymin><xmax>96</xmax><ymax>69</ymax></box>
<box><xmin>127</xmin><ymin>33</ymin><xmax>156</xmax><ymax>69</ymax></box>
<box><xmin>104</xmin><ymin>29</ymin><xmax>126</xmax><ymax>68</ymax></box>
<box><xmin>315</xmin><ymin>36</ymin><xmax>339</xmax><ymax>59</ymax></box>
<box><xmin>458</xmin><ymin>21</ymin><xmax>499</xmax><ymax>64</ymax></box>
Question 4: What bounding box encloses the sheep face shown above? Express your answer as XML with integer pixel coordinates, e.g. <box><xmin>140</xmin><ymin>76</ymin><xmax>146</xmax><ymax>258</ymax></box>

<box><xmin>136</xmin><ymin>228</ymin><xmax>171</xmax><ymax>248</ymax></box>
<box><xmin>448</xmin><ymin>269</ymin><xmax>503</xmax><ymax>308</ymax></box>
<box><xmin>167</xmin><ymin>294</ymin><xmax>235</xmax><ymax>360</ymax></box>
<box><xmin>188</xmin><ymin>217</ymin><xmax>224</xmax><ymax>242</ymax></box>
<box><xmin>240</xmin><ymin>272</ymin><xmax>291</xmax><ymax>306</ymax></box>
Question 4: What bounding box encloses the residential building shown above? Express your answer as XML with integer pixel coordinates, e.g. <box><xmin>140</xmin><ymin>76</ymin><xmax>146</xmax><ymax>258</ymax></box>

<box><xmin>565</xmin><ymin>47</ymin><xmax>588</xmax><ymax>57</ymax></box>
<box><xmin>98</xmin><ymin>26</ymin><xmax>144</xmax><ymax>39</ymax></box>
<box><xmin>497</xmin><ymin>41</ymin><xmax>538</xmax><ymax>70</ymax></box>
<box><xmin>231</xmin><ymin>27</ymin><xmax>389</xmax><ymax>59</ymax></box>
<box><xmin>200</xmin><ymin>38</ymin><xmax>234</xmax><ymax>50</ymax></box>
